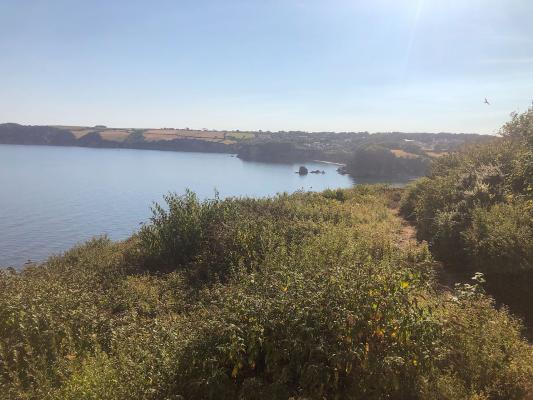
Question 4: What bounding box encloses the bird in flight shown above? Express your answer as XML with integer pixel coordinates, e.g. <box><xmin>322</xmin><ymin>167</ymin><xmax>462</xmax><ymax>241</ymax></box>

<box><xmin>484</xmin><ymin>98</ymin><xmax>490</xmax><ymax>105</ymax></box>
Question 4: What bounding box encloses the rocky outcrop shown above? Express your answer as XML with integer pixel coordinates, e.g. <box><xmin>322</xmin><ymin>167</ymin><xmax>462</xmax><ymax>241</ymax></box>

<box><xmin>298</xmin><ymin>166</ymin><xmax>308</xmax><ymax>175</ymax></box>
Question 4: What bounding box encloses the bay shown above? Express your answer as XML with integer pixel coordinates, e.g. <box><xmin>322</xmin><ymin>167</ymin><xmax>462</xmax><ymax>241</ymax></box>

<box><xmin>0</xmin><ymin>144</ymin><xmax>357</xmax><ymax>267</ymax></box>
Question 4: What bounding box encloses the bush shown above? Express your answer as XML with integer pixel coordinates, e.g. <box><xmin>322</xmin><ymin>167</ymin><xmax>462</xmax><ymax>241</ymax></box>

<box><xmin>464</xmin><ymin>202</ymin><xmax>533</xmax><ymax>274</ymax></box>
<box><xmin>424</xmin><ymin>293</ymin><xmax>533</xmax><ymax>399</ymax></box>
<box><xmin>138</xmin><ymin>190</ymin><xmax>229</xmax><ymax>271</ymax></box>
<box><xmin>0</xmin><ymin>238</ymin><xmax>130</xmax><ymax>399</ymax></box>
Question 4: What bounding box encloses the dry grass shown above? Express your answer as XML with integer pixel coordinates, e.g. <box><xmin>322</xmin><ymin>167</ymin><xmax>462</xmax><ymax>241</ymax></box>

<box><xmin>99</xmin><ymin>130</ymin><xmax>131</xmax><ymax>142</ymax></box>
<box><xmin>59</xmin><ymin>126</ymin><xmax>253</xmax><ymax>143</ymax></box>
<box><xmin>143</xmin><ymin>129</ymin><xmax>226</xmax><ymax>142</ymax></box>
<box><xmin>426</xmin><ymin>151</ymin><xmax>448</xmax><ymax>158</ymax></box>
<box><xmin>54</xmin><ymin>125</ymin><xmax>90</xmax><ymax>130</ymax></box>
<box><xmin>226</xmin><ymin>131</ymin><xmax>255</xmax><ymax>140</ymax></box>
<box><xmin>70</xmin><ymin>129</ymin><xmax>95</xmax><ymax>139</ymax></box>
<box><xmin>391</xmin><ymin>149</ymin><xmax>421</xmax><ymax>159</ymax></box>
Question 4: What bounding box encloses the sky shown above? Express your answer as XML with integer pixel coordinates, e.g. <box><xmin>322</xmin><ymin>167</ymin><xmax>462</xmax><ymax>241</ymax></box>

<box><xmin>0</xmin><ymin>0</ymin><xmax>532</xmax><ymax>134</ymax></box>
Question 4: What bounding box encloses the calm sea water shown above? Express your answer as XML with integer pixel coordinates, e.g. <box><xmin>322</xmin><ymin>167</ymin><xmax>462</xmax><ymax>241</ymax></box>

<box><xmin>1</xmin><ymin>144</ymin><xmax>357</xmax><ymax>267</ymax></box>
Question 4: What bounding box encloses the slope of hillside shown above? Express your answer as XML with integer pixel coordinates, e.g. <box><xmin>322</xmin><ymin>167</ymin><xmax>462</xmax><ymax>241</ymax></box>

<box><xmin>1</xmin><ymin>187</ymin><xmax>531</xmax><ymax>399</ymax></box>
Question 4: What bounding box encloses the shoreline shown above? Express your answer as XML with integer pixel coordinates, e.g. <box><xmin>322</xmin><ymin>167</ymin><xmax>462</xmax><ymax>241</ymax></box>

<box><xmin>312</xmin><ymin>160</ymin><xmax>346</xmax><ymax>166</ymax></box>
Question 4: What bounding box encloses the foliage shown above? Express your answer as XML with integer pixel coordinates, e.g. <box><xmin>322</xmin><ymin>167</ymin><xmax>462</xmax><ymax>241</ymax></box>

<box><xmin>1</xmin><ymin>187</ymin><xmax>532</xmax><ymax>399</ymax></box>
<box><xmin>464</xmin><ymin>202</ymin><xmax>533</xmax><ymax>273</ymax></box>
<box><xmin>399</xmin><ymin>109</ymin><xmax>533</xmax><ymax>332</ymax></box>
<box><xmin>424</xmin><ymin>292</ymin><xmax>533</xmax><ymax>400</ymax></box>
<box><xmin>347</xmin><ymin>145</ymin><xmax>430</xmax><ymax>178</ymax></box>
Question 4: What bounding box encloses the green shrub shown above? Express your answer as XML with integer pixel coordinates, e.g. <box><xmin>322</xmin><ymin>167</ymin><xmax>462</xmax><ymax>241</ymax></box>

<box><xmin>400</xmin><ymin>178</ymin><xmax>430</xmax><ymax>221</ymax></box>
<box><xmin>0</xmin><ymin>238</ymin><xmax>130</xmax><ymax>399</ymax></box>
<box><xmin>463</xmin><ymin>202</ymin><xmax>533</xmax><ymax>274</ymax></box>
<box><xmin>322</xmin><ymin>188</ymin><xmax>347</xmax><ymax>201</ymax></box>
<box><xmin>400</xmin><ymin>110</ymin><xmax>533</xmax><ymax>334</ymax></box>
<box><xmin>424</xmin><ymin>294</ymin><xmax>533</xmax><ymax>400</ymax></box>
<box><xmin>138</xmin><ymin>190</ymin><xmax>229</xmax><ymax>271</ymax></box>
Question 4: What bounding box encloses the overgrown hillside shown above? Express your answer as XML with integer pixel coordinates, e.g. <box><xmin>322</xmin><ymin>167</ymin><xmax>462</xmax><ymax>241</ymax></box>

<box><xmin>400</xmin><ymin>109</ymin><xmax>533</xmax><ymax>334</ymax></box>
<box><xmin>1</xmin><ymin>187</ymin><xmax>531</xmax><ymax>399</ymax></box>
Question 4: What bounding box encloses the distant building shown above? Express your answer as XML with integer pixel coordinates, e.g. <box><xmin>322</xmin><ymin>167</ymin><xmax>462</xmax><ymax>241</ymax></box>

<box><xmin>94</xmin><ymin>125</ymin><xmax>107</xmax><ymax>129</ymax></box>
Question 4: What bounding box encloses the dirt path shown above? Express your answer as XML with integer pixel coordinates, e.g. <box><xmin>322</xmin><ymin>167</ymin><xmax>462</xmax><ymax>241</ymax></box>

<box><xmin>390</xmin><ymin>208</ymin><xmax>417</xmax><ymax>248</ymax></box>
<box><xmin>398</xmin><ymin>217</ymin><xmax>418</xmax><ymax>247</ymax></box>
<box><xmin>390</xmin><ymin>207</ymin><xmax>461</xmax><ymax>291</ymax></box>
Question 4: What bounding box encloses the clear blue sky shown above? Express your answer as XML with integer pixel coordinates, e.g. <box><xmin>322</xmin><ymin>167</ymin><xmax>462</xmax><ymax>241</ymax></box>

<box><xmin>1</xmin><ymin>0</ymin><xmax>532</xmax><ymax>134</ymax></box>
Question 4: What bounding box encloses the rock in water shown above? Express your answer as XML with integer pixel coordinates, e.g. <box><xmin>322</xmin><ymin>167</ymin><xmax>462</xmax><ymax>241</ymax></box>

<box><xmin>298</xmin><ymin>166</ymin><xmax>308</xmax><ymax>175</ymax></box>
<box><xmin>337</xmin><ymin>166</ymin><xmax>347</xmax><ymax>175</ymax></box>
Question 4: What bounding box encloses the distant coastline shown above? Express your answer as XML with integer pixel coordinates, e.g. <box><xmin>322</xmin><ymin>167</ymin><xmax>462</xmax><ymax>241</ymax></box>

<box><xmin>0</xmin><ymin>123</ymin><xmax>493</xmax><ymax>179</ymax></box>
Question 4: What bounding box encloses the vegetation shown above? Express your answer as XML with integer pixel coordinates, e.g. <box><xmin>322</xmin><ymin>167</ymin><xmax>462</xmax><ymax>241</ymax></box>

<box><xmin>400</xmin><ymin>109</ymin><xmax>533</xmax><ymax>333</ymax></box>
<box><xmin>1</xmin><ymin>186</ymin><xmax>532</xmax><ymax>399</ymax></box>
<box><xmin>346</xmin><ymin>144</ymin><xmax>430</xmax><ymax>178</ymax></box>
